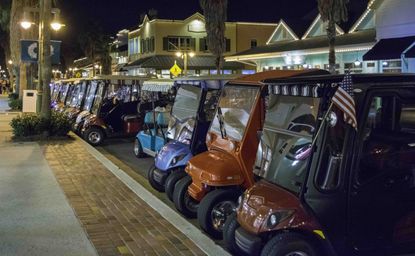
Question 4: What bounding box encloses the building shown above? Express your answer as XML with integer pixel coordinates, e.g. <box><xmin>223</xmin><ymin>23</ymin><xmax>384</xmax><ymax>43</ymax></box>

<box><xmin>226</xmin><ymin>0</ymin><xmax>415</xmax><ymax>74</ymax></box>
<box><xmin>124</xmin><ymin>12</ymin><xmax>277</xmax><ymax>77</ymax></box>
<box><xmin>110</xmin><ymin>29</ymin><xmax>129</xmax><ymax>75</ymax></box>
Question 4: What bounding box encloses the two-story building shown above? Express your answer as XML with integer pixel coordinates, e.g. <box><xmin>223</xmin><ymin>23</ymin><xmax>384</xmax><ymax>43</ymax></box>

<box><xmin>226</xmin><ymin>0</ymin><xmax>415</xmax><ymax>74</ymax></box>
<box><xmin>124</xmin><ymin>12</ymin><xmax>278</xmax><ymax>77</ymax></box>
<box><xmin>110</xmin><ymin>29</ymin><xmax>129</xmax><ymax>75</ymax></box>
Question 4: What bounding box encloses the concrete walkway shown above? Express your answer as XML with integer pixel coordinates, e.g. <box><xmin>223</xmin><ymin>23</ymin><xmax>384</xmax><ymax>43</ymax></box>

<box><xmin>0</xmin><ymin>95</ymin><xmax>97</xmax><ymax>256</ymax></box>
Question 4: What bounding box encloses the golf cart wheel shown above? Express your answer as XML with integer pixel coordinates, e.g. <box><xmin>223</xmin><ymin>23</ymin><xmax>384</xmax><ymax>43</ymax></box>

<box><xmin>84</xmin><ymin>127</ymin><xmax>104</xmax><ymax>146</ymax></box>
<box><xmin>133</xmin><ymin>138</ymin><xmax>144</xmax><ymax>158</ymax></box>
<box><xmin>148</xmin><ymin>165</ymin><xmax>165</xmax><ymax>192</ymax></box>
<box><xmin>223</xmin><ymin>212</ymin><xmax>243</xmax><ymax>254</ymax></box>
<box><xmin>197</xmin><ymin>188</ymin><xmax>240</xmax><ymax>239</ymax></box>
<box><xmin>261</xmin><ymin>233</ymin><xmax>318</xmax><ymax>256</ymax></box>
<box><xmin>165</xmin><ymin>170</ymin><xmax>187</xmax><ymax>201</ymax></box>
<box><xmin>173</xmin><ymin>176</ymin><xmax>198</xmax><ymax>218</ymax></box>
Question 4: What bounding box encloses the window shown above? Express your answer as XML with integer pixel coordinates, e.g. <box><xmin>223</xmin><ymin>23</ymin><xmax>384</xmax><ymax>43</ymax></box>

<box><xmin>367</xmin><ymin>62</ymin><xmax>375</xmax><ymax>68</ymax></box>
<box><xmin>251</xmin><ymin>39</ymin><xmax>257</xmax><ymax>48</ymax></box>
<box><xmin>128</xmin><ymin>39</ymin><xmax>134</xmax><ymax>54</ymax></box>
<box><xmin>344</xmin><ymin>62</ymin><xmax>363</xmax><ymax>74</ymax></box>
<box><xmin>199</xmin><ymin>38</ymin><xmax>230</xmax><ymax>52</ymax></box>
<box><xmin>140</xmin><ymin>39</ymin><xmax>144</xmax><ymax>53</ymax></box>
<box><xmin>382</xmin><ymin>60</ymin><xmax>402</xmax><ymax>73</ymax></box>
<box><xmin>163</xmin><ymin>36</ymin><xmax>195</xmax><ymax>51</ymax></box>
<box><xmin>357</xmin><ymin>95</ymin><xmax>415</xmax><ymax>183</ymax></box>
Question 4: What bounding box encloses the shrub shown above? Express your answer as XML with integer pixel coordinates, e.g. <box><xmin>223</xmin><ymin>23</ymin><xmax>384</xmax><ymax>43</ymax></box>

<box><xmin>8</xmin><ymin>98</ymin><xmax>22</xmax><ymax>110</ymax></box>
<box><xmin>10</xmin><ymin>112</ymin><xmax>72</xmax><ymax>138</ymax></box>
<box><xmin>8</xmin><ymin>93</ymin><xmax>19</xmax><ymax>100</ymax></box>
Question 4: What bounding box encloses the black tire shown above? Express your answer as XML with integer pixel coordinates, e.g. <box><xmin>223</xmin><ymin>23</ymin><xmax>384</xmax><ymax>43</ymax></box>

<box><xmin>165</xmin><ymin>170</ymin><xmax>187</xmax><ymax>202</ymax></box>
<box><xmin>147</xmin><ymin>165</ymin><xmax>165</xmax><ymax>192</ymax></box>
<box><xmin>197</xmin><ymin>188</ymin><xmax>240</xmax><ymax>239</ymax></box>
<box><xmin>133</xmin><ymin>138</ymin><xmax>144</xmax><ymax>158</ymax></box>
<box><xmin>223</xmin><ymin>212</ymin><xmax>243</xmax><ymax>254</ymax></box>
<box><xmin>261</xmin><ymin>233</ymin><xmax>318</xmax><ymax>256</ymax></box>
<box><xmin>173</xmin><ymin>176</ymin><xmax>198</xmax><ymax>218</ymax></box>
<box><xmin>84</xmin><ymin>127</ymin><xmax>105</xmax><ymax>146</ymax></box>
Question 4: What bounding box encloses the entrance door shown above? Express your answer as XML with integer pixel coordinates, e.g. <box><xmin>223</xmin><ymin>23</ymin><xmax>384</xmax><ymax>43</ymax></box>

<box><xmin>350</xmin><ymin>90</ymin><xmax>415</xmax><ymax>255</ymax></box>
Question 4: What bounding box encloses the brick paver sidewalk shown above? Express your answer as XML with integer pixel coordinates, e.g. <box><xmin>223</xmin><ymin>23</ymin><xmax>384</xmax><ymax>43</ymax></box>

<box><xmin>43</xmin><ymin>139</ymin><xmax>206</xmax><ymax>256</ymax></box>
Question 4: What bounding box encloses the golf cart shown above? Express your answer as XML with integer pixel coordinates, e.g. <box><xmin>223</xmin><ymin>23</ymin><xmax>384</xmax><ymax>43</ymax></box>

<box><xmin>62</xmin><ymin>79</ymin><xmax>88</xmax><ymax>122</ymax></box>
<box><xmin>72</xmin><ymin>79</ymin><xmax>100</xmax><ymax>134</ymax></box>
<box><xmin>224</xmin><ymin>73</ymin><xmax>415</xmax><ymax>256</ymax></box>
<box><xmin>172</xmin><ymin>70</ymin><xmax>329</xmax><ymax>239</ymax></box>
<box><xmin>134</xmin><ymin>79</ymin><xmax>176</xmax><ymax>158</ymax></box>
<box><xmin>53</xmin><ymin>79</ymin><xmax>75</xmax><ymax>112</ymax></box>
<box><xmin>147</xmin><ymin>76</ymin><xmax>238</xmax><ymax>194</ymax></box>
<box><xmin>81</xmin><ymin>76</ymin><xmax>150</xmax><ymax>146</ymax></box>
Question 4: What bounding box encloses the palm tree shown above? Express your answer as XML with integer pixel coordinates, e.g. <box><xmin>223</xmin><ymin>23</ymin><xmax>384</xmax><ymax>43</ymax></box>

<box><xmin>200</xmin><ymin>0</ymin><xmax>227</xmax><ymax>74</ymax></box>
<box><xmin>78</xmin><ymin>22</ymin><xmax>112</xmax><ymax>75</ymax></box>
<box><xmin>0</xmin><ymin>0</ymin><xmax>12</xmax><ymax>89</ymax></box>
<box><xmin>317</xmin><ymin>0</ymin><xmax>349</xmax><ymax>74</ymax></box>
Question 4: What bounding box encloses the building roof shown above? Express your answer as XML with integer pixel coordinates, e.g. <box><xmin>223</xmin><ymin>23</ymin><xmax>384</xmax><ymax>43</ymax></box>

<box><xmin>363</xmin><ymin>36</ymin><xmax>415</xmax><ymax>60</ymax></box>
<box><xmin>125</xmin><ymin>55</ymin><xmax>245</xmax><ymax>70</ymax></box>
<box><xmin>228</xmin><ymin>29</ymin><xmax>376</xmax><ymax>60</ymax></box>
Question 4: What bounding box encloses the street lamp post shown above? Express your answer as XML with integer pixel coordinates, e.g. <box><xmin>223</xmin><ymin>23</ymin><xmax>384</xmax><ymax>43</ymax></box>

<box><xmin>20</xmin><ymin>1</ymin><xmax>63</xmax><ymax>116</ymax></box>
<box><xmin>175</xmin><ymin>51</ymin><xmax>195</xmax><ymax>75</ymax></box>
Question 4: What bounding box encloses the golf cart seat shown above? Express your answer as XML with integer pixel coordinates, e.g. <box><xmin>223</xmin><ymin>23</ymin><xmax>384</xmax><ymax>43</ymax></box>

<box><xmin>122</xmin><ymin>114</ymin><xmax>139</xmax><ymax>122</ymax></box>
<box><xmin>157</xmin><ymin>112</ymin><xmax>170</xmax><ymax>136</ymax></box>
<box><xmin>143</xmin><ymin>111</ymin><xmax>157</xmax><ymax>134</ymax></box>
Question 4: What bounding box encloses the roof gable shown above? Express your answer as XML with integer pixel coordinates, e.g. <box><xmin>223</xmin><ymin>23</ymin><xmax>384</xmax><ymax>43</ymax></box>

<box><xmin>302</xmin><ymin>14</ymin><xmax>345</xmax><ymax>39</ymax></box>
<box><xmin>267</xmin><ymin>19</ymin><xmax>299</xmax><ymax>44</ymax></box>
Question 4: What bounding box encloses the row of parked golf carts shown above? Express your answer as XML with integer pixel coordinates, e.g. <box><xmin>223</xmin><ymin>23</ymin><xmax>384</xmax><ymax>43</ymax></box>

<box><xmin>51</xmin><ymin>72</ymin><xmax>415</xmax><ymax>256</ymax></box>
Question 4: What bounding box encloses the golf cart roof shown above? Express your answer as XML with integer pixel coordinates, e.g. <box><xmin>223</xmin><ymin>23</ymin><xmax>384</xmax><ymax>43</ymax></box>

<box><xmin>90</xmin><ymin>75</ymin><xmax>154</xmax><ymax>85</ymax></box>
<box><xmin>142</xmin><ymin>79</ymin><xmax>175</xmax><ymax>92</ymax></box>
<box><xmin>229</xmin><ymin>69</ymin><xmax>330</xmax><ymax>86</ymax></box>
<box><xmin>174</xmin><ymin>74</ymin><xmax>242</xmax><ymax>89</ymax></box>
<box><xmin>264</xmin><ymin>73</ymin><xmax>415</xmax><ymax>97</ymax></box>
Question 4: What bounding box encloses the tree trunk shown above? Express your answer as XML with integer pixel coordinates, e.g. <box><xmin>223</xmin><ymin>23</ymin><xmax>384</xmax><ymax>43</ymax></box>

<box><xmin>18</xmin><ymin>62</ymin><xmax>28</xmax><ymax>98</ymax></box>
<box><xmin>215</xmin><ymin>56</ymin><xmax>220</xmax><ymax>75</ymax></box>
<box><xmin>9</xmin><ymin>0</ymin><xmax>24</xmax><ymax>97</ymax></box>
<box><xmin>327</xmin><ymin>20</ymin><xmax>336</xmax><ymax>74</ymax></box>
<box><xmin>40</xmin><ymin>0</ymin><xmax>52</xmax><ymax>122</ymax></box>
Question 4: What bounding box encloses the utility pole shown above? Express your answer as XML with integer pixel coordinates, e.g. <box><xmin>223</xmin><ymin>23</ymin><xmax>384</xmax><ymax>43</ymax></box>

<box><xmin>39</xmin><ymin>0</ymin><xmax>52</xmax><ymax>120</ymax></box>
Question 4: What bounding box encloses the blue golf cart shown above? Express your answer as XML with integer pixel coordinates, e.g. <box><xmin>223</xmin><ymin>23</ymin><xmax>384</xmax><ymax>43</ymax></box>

<box><xmin>134</xmin><ymin>79</ymin><xmax>176</xmax><ymax>159</ymax></box>
<box><xmin>147</xmin><ymin>76</ymin><xmax>239</xmax><ymax>195</ymax></box>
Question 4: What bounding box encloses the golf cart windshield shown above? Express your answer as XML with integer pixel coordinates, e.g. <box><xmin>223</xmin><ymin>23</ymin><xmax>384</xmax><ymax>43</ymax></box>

<box><xmin>91</xmin><ymin>82</ymin><xmax>105</xmax><ymax>114</ymax></box>
<box><xmin>210</xmin><ymin>85</ymin><xmax>259</xmax><ymax>141</ymax></box>
<box><xmin>73</xmin><ymin>82</ymin><xmax>87</xmax><ymax>108</ymax></box>
<box><xmin>68</xmin><ymin>83</ymin><xmax>80</xmax><ymax>107</ymax></box>
<box><xmin>256</xmin><ymin>95</ymin><xmax>320</xmax><ymax>195</ymax></box>
<box><xmin>83</xmin><ymin>81</ymin><xmax>98</xmax><ymax>112</ymax></box>
<box><xmin>166</xmin><ymin>84</ymin><xmax>202</xmax><ymax>143</ymax></box>
<box><xmin>58</xmin><ymin>84</ymin><xmax>69</xmax><ymax>103</ymax></box>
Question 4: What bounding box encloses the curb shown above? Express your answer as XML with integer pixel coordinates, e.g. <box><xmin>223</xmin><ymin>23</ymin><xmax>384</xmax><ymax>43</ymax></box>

<box><xmin>73</xmin><ymin>133</ymin><xmax>230</xmax><ymax>256</ymax></box>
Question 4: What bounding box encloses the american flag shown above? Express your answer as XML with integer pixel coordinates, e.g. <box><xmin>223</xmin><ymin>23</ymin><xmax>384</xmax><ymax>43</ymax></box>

<box><xmin>331</xmin><ymin>72</ymin><xmax>357</xmax><ymax>129</ymax></box>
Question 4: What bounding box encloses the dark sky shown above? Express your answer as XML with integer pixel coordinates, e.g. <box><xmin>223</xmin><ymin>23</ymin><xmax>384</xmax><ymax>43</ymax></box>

<box><xmin>54</xmin><ymin>0</ymin><xmax>368</xmax><ymax>65</ymax></box>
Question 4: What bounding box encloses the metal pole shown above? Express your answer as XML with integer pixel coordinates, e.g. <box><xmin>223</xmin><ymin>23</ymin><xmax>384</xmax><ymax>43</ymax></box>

<box><xmin>183</xmin><ymin>53</ymin><xmax>187</xmax><ymax>76</ymax></box>
<box><xmin>310</xmin><ymin>102</ymin><xmax>334</xmax><ymax>148</ymax></box>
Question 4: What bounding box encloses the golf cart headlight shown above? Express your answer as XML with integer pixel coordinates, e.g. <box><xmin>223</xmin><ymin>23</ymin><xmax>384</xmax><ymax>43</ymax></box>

<box><xmin>171</xmin><ymin>154</ymin><xmax>186</xmax><ymax>166</ymax></box>
<box><xmin>266</xmin><ymin>210</ymin><xmax>295</xmax><ymax>229</ymax></box>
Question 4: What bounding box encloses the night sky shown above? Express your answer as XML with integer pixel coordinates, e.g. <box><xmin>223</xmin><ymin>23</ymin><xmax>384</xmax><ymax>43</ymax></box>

<box><xmin>54</xmin><ymin>0</ymin><xmax>368</xmax><ymax>66</ymax></box>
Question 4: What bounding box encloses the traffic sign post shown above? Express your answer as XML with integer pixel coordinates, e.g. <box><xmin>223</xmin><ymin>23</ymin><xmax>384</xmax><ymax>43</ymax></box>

<box><xmin>170</xmin><ymin>61</ymin><xmax>182</xmax><ymax>77</ymax></box>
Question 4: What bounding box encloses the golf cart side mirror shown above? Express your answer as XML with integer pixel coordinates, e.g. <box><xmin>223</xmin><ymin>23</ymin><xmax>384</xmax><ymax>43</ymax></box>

<box><xmin>321</xmin><ymin>154</ymin><xmax>342</xmax><ymax>190</ymax></box>
<box><xmin>257</xmin><ymin>130</ymin><xmax>263</xmax><ymax>141</ymax></box>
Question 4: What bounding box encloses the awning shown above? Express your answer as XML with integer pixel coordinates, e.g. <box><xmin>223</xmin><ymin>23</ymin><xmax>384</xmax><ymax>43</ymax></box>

<box><xmin>363</xmin><ymin>36</ymin><xmax>415</xmax><ymax>61</ymax></box>
<box><xmin>142</xmin><ymin>79</ymin><xmax>175</xmax><ymax>92</ymax></box>
<box><xmin>125</xmin><ymin>55</ymin><xmax>245</xmax><ymax>70</ymax></box>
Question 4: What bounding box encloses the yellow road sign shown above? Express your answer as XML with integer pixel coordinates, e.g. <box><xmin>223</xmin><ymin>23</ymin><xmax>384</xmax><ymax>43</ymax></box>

<box><xmin>170</xmin><ymin>62</ymin><xmax>182</xmax><ymax>77</ymax></box>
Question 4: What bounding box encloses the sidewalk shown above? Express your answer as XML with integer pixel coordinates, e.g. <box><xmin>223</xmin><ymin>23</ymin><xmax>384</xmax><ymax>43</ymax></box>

<box><xmin>0</xmin><ymin>96</ymin><xmax>218</xmax><ymax>256</ymax></box>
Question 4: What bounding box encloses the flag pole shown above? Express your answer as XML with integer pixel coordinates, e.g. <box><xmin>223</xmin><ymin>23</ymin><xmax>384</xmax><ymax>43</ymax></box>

<box><xmin>310</xmin><ymin>101</ymin><xmax>334</xmax><ymax>148</ymax></box>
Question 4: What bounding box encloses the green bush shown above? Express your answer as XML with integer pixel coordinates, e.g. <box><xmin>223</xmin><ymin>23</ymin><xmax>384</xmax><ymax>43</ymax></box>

<box><xmin>8</xmin><ymin>93</ymin><xmax>19</xmax><ymax>100</ymax></box>
<box><xmin>10</xmin><ymin>112</ymin><xmax>71</xmax><ymax>138</ymax></box>
<box><xmin>8</xmin><ymin>98</ymin><xmax>22</xmax><ymax>110</ymax></box>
